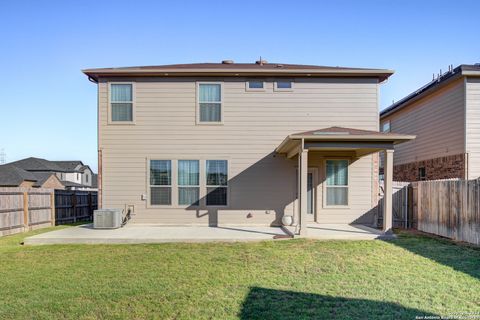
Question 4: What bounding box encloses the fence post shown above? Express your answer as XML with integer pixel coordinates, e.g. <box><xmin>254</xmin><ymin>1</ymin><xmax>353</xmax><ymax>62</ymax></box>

<box><xmin>50</xmin><ymin>191</ymin><xmax>56</xmax><ymax>226</ymax></box>
<box><xmin>23</xmin><ymin>191</ymin><xmax>29</xmax><ymax>231</ymax></box>
<box><xmin>88</xmin><ymin>192</ymin><xmax>93</xmax><ymax>219</ymax></box>
<box><xmin>72</xmin><ymin>191</ymin><xmax>77</xmax><ymax>223</ymax></box>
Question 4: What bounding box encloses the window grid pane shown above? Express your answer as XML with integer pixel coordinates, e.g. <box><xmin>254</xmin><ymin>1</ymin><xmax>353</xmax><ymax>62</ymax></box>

<box><xmin>200</xmin><ymin>103</ymin><xmax>221</xmax><ymax>122</ymax></box>
<box><xmin>150</xmin><ymin>160</ymin><xmax>171</xmax><ymax>186</ymax></box>
<box><xmin>206</xmin><ymin>160</ymin><xmax>228</xmax><ymax>186</ymax></box>
<box><xmin>326</xmin><ymin>160</ymin><xmax>348</xmax><ymax>186</ymax></box>
<box><xmin>179</xmin><ymin>187</ymin><xmax>200</xmax><ymax>206</ymax></box>
<box><xmin>178</xmin><ymin>160</ymin><xmax>199</xmax><ymax>186</ymax></box>
<box><xmin>111</xmin><ymin>84</ymin><xmax>132</xmax><ymax>102</ymax></box>
<box><xmin>151</xmin><ymin>187</ymin><xmax>171</xmax><ymax>205</ymax></box>
<box><xmin>111</xmin><ymin>103</ymin><xmax>133</xmax><ymax>121</ymax></box>
<box><xmin>277</xmin><ymin>81</ymin><xmax>292</xmax><ymax>89</ymax></box>
<box><xmin>326</xmin><ymin>187</ymin><xmax>348</xmax><ymax>206</ymax></box>
<box><xmin>206</xmin><ymin>187</ymin><xmax>227</xmax><ymax>206</ymax></box>
<box><xmin>199</xmin><ymin>84</ymin><xmax>221</xmax><ymax>102</ymax></box>
<box><xmin>249</xmin><ymin>81</ymin><xmax>263</xmax><ymax>89</ymax></box>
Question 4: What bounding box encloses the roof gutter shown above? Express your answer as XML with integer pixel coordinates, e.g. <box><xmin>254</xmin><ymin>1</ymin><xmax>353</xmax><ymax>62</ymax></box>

<box><xmin>82</xmin><ymin>69</ymin><xmax>394</xmax><ymax>83</ymax></box>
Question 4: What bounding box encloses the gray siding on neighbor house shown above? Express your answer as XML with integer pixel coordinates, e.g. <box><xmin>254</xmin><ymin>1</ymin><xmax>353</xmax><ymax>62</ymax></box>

<box><xmin>466</xmin><ymin>77</ymin><xmax>480</xmax><ymax>179</ymax></box>
<box><xmin>381</xmin><ymin>78</ymin><xmax>465</xmax><ymax>166</ymax></box>
<box><xmin>98</xmin><ymin>77</ymin><xmax>380</xmax><ymax>225</ymax></box>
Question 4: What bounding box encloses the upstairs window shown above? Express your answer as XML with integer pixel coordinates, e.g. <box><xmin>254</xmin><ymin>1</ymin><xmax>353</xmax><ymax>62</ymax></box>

<box><xmin>246</xmin><ymin>80</ymin><xmax>265</xmax><ymax>91</ymax></box>
<box><xmin>110</xmin><ymin>83</ymin><xmax>133</xmax><ymax>122</ymax></box>
<box><xmin>198</xmin><ymin>83</ymin><xmax>222</xmax><ymax>123</ymax></box>
<box><xmin>325</xmin><ymin>160</ymin><xmax>349</xmax><ymax>206</ymax></box>
<box><xmin>274</xmin><ymin>80</ymin><xmax>294</xmax><ymax>91</ymax></box>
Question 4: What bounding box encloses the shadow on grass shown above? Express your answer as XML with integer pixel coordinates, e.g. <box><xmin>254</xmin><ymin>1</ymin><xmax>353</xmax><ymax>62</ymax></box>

<box><xmin>390</xmin><ymin>231</ymin><xmax>480</xmax><ymax>280</ymax></box>
<box><xmin>239</xmin><ymin>287</ymin><xmax>436</xmax><ymax>320</ymax></box>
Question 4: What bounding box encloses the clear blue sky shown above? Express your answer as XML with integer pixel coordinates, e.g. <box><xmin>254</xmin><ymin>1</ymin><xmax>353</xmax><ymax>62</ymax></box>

<box><xmin>1</xmin><ymin>0</ymin><xmax>479</xmax><ymax>172</ymax></box>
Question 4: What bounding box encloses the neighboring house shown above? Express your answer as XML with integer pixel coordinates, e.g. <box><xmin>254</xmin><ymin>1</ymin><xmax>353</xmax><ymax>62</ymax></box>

<box><xmin>380</xmin><ymin>64</ymin><xmax>480</xmax><ymax>181</ymax></box>
<box><xmin>0</xmin><ymin>164</ymin><xmax>38</xmax><ymax>187</ymax></box>
<box><xmin>51</xmin><ymin>161</ymin><xmax>94</xmax><ymax>188</ymax></box>
<box><xmin>0</xmin><ymin>164</ymin><xmax>64</xmax><ymax>189</ymax></box>
<box><xmin>5</xmin><ymin>157</ymin><xmax>96</xmax><ymax>190</ymax></box>
<box><xmin>83</xmin><ymin>61</ymin><xmax>414</xmax><ymax>235</ymax></box>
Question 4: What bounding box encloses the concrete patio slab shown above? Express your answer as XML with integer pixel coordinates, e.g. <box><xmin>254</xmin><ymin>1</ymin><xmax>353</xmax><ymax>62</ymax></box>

<box><xmin>284</xmin><ymin>223</ymin><xmax>395</xmax><ymax>240</ymax></box>
<box><xmin>24</xmin><ymin>224</ymin><xmax>290</xmax><ymax>245</ymax></box>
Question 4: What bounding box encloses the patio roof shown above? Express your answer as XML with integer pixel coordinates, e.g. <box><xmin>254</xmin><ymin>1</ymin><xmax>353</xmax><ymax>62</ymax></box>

<box><xmin>276</xmin><ymin>127</ymin><xmax>415</xmax><ymax>158</ymax></box>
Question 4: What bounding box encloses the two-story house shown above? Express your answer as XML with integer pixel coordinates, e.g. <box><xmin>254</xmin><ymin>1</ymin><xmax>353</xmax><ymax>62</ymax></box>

<box><xmin>5</xmin><ymin>157</ymin><xmax>96</xmax><ymax>190</ymax></box>
<box><xmin>380</xmin><ymin>64</ymin><xmax>480</xmax><ymax>181</ymax></box>
<box><xmin>83</xmin><ymin>61</ymin><xmax>414</xmax><ymax>235</ymax></box>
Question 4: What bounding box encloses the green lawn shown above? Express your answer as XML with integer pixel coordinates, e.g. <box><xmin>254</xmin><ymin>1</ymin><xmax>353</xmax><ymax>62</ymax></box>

<box><xmin>0</xmin><ymin>227</ymin><xmax>479</xmax><ymax>319</ymax></box>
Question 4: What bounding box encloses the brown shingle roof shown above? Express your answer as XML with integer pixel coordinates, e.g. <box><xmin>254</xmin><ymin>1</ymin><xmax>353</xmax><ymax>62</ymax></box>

<box><xmin>292</xmin><ymin>126</ymin><xmax>398</xmax><ymax>137</ymax></box>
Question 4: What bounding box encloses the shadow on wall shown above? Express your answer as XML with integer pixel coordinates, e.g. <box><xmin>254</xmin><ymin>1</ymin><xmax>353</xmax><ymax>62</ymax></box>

<box><xmin>388</xmin><ymin>231</ymin><xmax>480</xmax><ymax>281</ymax></box>
<box><xmin>239</xmin><ymin>287</ymin><xmax>437</xmax><ymax>320</ymax></box>
<box><xmin>185</xmin><ymin>151</ymin><xmax>379</xmax><ymax>227</ymax></box>
<box><xmin>186</xmin><ymin>152</ymin><xmax>297</xmax><ymax>226</ymax></box>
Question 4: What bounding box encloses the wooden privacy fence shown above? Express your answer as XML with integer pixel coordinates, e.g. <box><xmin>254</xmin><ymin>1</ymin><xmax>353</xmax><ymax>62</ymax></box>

<box><xmin>377</xmin><ymin>181</ymin><xmax>412</xmax><ymax>228</ymax></box>
<box><xmin>413</xmin><ymin>179</ymin><xmax>480</xmax><ymax>245</ymax></box>
<box><xmin>55</xmin><ymin>190</ymin><xmax>98</xmax><ymax>225</ymax></box>
<box><xmin>0</xmin><ymin>187</ymin><xmax>55</xmax><ymax>237</ymax></box>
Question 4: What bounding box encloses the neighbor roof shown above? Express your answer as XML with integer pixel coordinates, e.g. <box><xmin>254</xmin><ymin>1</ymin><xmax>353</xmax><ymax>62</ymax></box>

<box><xmin>52</xmin><ymin>161</ymin><xmax>84</xmax><ymax>172</ymax></box>
<box><xmin>8</xmin><ymin>157</ymin><xmax>67</xmax><ymax>172</ymax></box>
<box><xmin>0</xmin><ymin>164</ymin><xmax>37</xmax><ymax>187</ymax></box>
<box><xmin>83</xmin><ymin>62</ymin><xmax>394</xmax><ymax>82</ymax></box>
<box><xmin>381</xmin><ymin>64</ymin><xmax>480</xmax><ymax>118</ymax></box>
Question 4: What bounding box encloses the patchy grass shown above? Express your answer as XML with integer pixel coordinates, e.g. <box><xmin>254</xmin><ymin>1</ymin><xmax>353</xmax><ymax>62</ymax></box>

<box><xmin>0</xmin><ymin>228</ymin><xmax>479</xmax><ymax>319</ymax></box>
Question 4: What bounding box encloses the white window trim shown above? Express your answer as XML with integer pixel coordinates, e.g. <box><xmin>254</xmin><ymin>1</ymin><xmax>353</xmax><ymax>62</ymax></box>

<box><xmin>274</xmin><ymin>79</ymin><xmax>294</xmax><ymax>92</ymax></box>
<box><xmin>177</xmin><ymin>159</ymin><xmax>200</xmax><ymax>207</ymax></box>
<box><xmin>107</xmin><ymin>82</ymin><xmax>136</xmax><ymax>125</ymax></box>
<box><xmin>245</xmin><ymin>80</ymin><xmax>266</xmax><ymax>92</ymax></box>
<box><xmin>322</xmin><ymin>158</ymin><xmax>350</xmax><ymax>209</ymax></box>
<box><xmin>147</xmin><ymin>158</ymin><xmax>174</xmax><ymax>208</ymax></box>
<box><xmin>196</xmin><ymin>81</ymin><xmax>224</xmax><ymax>125</ymax></box>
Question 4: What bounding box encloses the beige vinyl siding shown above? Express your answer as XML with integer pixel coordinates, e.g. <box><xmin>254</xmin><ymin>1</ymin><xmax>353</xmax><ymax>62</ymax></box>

<box><xmin>381</xmin><ymin>79</ymin><xmax>465</xmax><ymax>166</ymax></box>
<box><xmin>99</xmin><ymin>77</ymin><xmax>379</xmax><ymax>225</ymax></box>
<box><xmin>466</xmin><ymin>77</ymin><xmax>480</xmax><ymax>179</ymax></box>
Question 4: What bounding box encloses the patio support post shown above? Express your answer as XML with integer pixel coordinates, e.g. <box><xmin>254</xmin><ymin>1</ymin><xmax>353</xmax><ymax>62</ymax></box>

<box><xmin>383</xmin><ymin>149</ymin><xmax>394</xmax><ymax>233</ymax></box>
<box><xmin>299</xmin><ymin>147</ymin><xmax>309</xmax><ymax>236</ymax></box>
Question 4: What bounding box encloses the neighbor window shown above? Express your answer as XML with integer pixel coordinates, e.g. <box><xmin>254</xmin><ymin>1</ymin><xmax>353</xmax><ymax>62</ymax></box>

<box><xmin>198</xmin><ymin>83</ymin><xmax>222</xmax><ymax>122</ymax></box>
<box><xmin>150</xmin><ymin>160</ymin><xmax>172</xmax><ymax>205</ymax></box>
<box><xmin>110</xmin><ymin>83</ymin><xmax>133</xmax><ymax>122</ymax></box>
<box><xmin>275</xmin><ymin>80</ymin><xmax>293</xmax><ymax>91</ymax></box>
<box><xmin>206</xmin><ymin>160</ymin><xmax>228</xmax><ymax>206</ymax></box>
<box><xmin>246</xmin><ymin>80</ymin><xmax>265</xmax><ymax>90</ymax></box>
<box><xmin>178</xmin><ymin>160</ymin><xmax>200</xmax><ymax>206</ymax></box>
<box><xmin>325</xmin><ymin>160</ymin><xmax>349</xmax><ymax>206</ymax></box>
<box><xmin>86</xmin><ymin>175</ymin><xmax>89</xmax><ymax>183</ymax></box>
<box><xmin>418</xmin><ymin>167</ymin><xmax>426</xmax><ymax>181</ymax></box>
<box><xmin>382</xmin><ymin>121</ymin><xmax>391</xmax><ymax>133</ymax></box>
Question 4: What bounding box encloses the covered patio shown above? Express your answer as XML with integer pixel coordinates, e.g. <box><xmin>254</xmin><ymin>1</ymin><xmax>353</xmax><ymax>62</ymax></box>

<box><xmin>275</xmin><ymin>127</ymin><xmax>415</xmax><ymax>236</ymax></box>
